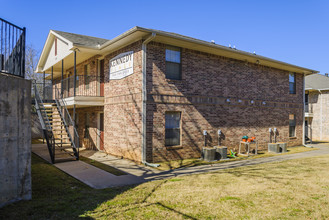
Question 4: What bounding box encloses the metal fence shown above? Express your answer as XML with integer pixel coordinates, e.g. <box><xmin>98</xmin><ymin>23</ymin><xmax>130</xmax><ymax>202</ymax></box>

<box><xmin>31</xmin><ymin>81</ymin><xmax>53</xmax><ymax>101</ymax></box>
<box><xmin>0</xmin><ymin>18</ymin><xmax>26</xmax><ymax>78</ymax></box>
<box><xmin>55</xmin><ymin>75</ymin><xmax>106</xmax><ymax>98</ymax></box>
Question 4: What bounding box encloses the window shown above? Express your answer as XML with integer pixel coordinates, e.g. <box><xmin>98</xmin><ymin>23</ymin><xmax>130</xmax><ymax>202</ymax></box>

<box><xmin>84</xmin><ymin>64</ymin><xmax>90</xmax><ymax>89</ymax></box>
<box><xmin>289</xmin><ymin>72</ymin><xmax>296</xmax><ymax>94</ymax></box>
<box><xmin>165</xmin><ymin>46</ymin><xmax>181</xmax><ymax>80</ymax></box>
<box><xmin>289</xmin><ymin>114</ymin><xmax>296</xmax><ymax>137</ymax></box>
<box><xmin>165</xmin><ymin>112</ymin><xmax>181</xmax><ymax>146</ymax></box>
<box><xmin>54</xmin><ymin>37</ymin><xmax>57</xmax><ymax>56</ymax></box>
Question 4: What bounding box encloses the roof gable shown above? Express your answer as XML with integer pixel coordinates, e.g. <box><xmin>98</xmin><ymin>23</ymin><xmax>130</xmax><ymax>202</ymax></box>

<box><xmin>52</xmin><ymin>30</ymin><xmax>108</xmax><ymax>48</ymax></box>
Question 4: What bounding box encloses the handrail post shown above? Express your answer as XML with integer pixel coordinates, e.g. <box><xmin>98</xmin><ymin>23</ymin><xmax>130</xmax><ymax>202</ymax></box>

<box><xmin>61</xmin><ymin>59</ymin><xmax>64</xmax><ymax>98</ymax></box>
<box><xmin>43</xmin><ymin>71</ymin><xmax>45</xmax><ymax>100</ymax></box>
<box><xmin>51</xmin><ymin>66</ymin><xmax>53</xmax><ymax>99</ymax></box>
<box><xmin>74</xmin><ymin>50</ymin><xmax>76</xmax><ymax>97</ymax></box>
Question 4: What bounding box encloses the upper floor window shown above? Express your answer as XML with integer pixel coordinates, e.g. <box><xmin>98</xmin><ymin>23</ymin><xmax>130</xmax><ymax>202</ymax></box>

<box><xmin>54</xmin><ymin>37</ymin><xmax>57</xmax><ymax>56</ymax></box>
<box><xmin>84</xmin><ymin>64</ymin><xmax>91</xmax><ymax>89</ymax></box>
<box><xmin>289</xmin><ymin>72</ymin><xmax>296</xmax><ymax>94</ymax></box>
<box><xmin>165</xmin><ymin>46</ymin><xmax>181</xmax><ymax>80</ymax></box>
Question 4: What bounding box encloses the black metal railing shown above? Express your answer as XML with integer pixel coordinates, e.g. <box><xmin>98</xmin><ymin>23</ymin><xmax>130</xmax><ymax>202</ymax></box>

<box><xmin>56</xmin><ymin>75</ymin><xmax>106</xmax><ymax>98</ymax></box>
<box><xmin>33</xmin><ymin>82</ymin><xmax>55</xmax><ymax>163</ymax></box>
<box><xmin>31</xmin><ymin>81</ymin><xmax>53</xmax><ymax>101</ymax></box>
<box><xmin>0</xmin><ymin>18</ymin><xmax>25</xmax><ymax>78</ymax></box>
<box><xmin>54</xmin><ymin>84</ymin><xmax>79</xmax><ymax>157</ymax></box>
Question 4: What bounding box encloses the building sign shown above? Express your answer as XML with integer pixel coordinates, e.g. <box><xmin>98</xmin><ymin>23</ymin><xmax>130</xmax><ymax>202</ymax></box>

<box><xmin>109</xmin><ymin>51</ymin><xmax>134</xmax><ymax>80</ymax></box>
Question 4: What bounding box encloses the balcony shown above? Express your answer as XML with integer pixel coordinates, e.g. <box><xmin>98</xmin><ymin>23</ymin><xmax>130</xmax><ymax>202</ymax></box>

<box><xmin>0</xmin><ymin>18</ymin><xmax>26</xmax><ymax>78</ymax></box>
<box><xmin>54</xmin><ymin>75</ymin><xmax>106</xmax><ymax>107</ymax></box>
<box><xmin>305</xmin><ymin>103</ymin><xmax>313</xmax><ymax>117</ymax></box>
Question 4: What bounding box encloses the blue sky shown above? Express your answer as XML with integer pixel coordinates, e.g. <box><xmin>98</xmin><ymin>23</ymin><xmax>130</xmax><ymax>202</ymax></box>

<box><xmin>2</xmin><ymin>0</ymin><xmax>328</xmax><ymax>73</ymax></box>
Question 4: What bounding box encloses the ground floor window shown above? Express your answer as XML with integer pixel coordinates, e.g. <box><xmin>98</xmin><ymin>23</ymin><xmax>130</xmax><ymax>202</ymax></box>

<box><xmin>165</xmin><ymin>112</ymin><xmax>181</xmax><ymax>146</ymax></box>
<box><xmin>289</xmin><ymin>114</ymin><xmax>296</xmax><ymax>137</ymax></box>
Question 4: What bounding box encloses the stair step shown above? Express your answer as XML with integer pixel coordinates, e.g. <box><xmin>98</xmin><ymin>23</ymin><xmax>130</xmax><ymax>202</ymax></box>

<box><xmin>53</xmin><ymin>128</ymin><xmax>67</xmax><ymax>131</ymax></box>
<box><xmin>54</xmin><ymin>137</ymin><xmax>70</xmax><ymax>140</ymax></box>
<box><xmin>54</xmin><ymin>157</ymin><xmax>77</xmax><ymax>163</ymax></box>
<box><xmin>56</xmin><ymin>151</ymin><xmax>74</xmax><ymax>156</ymax></box>
<box><xmin>54</xmin><ymin>141</ymin><xmax>71</xmax><ymax>144</ymax></box>
<box><xmin>47</xmin><ymin>116</ymin><xmax>61</xmax><ymax>118</ymax></box>
<box><xmin>56</xmin><ymin>146</ymin><xmax>73</xmax><ymax>150</ymax></box>
<box><xmin>55</xmin><ymin>143</ymin><xmax>71</xmax><ymax>147</ymax></box>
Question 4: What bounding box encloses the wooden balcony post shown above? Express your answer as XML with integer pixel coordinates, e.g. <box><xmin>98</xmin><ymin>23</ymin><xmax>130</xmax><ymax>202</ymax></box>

<box><xmin>51</xmin><ymin>66</ymin><xmax>53</xmax><ymax>99</ymax></box>
<box><xmin>74</xmin><ymin>50</ymin><xmax>76</xmax><ymax>97</ymax></box>
<box><xmin>43</xmin><ymin>71</ymin><xmax>45</xmax><ymax>100</ymax></box>
<box><xmin>61</xmin><ymin>59</ymin><xmax>64</xmax><ymax>98</ymax></box>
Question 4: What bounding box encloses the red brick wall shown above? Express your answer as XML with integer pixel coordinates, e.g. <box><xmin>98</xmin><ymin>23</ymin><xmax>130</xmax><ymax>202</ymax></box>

<box><xmin>146</xmin><ymin>42</ymin><xmax>304</xmax><ymax>162</ymax></box>
<box><xmin>103</xmin><ymin>40</ymin><xmax>143</xmax><ymax>162</ymax></box>
<box><xmin>68</xmin><ymin>106</ymin><xmax>104</xmax><ymax>150</ymax></box>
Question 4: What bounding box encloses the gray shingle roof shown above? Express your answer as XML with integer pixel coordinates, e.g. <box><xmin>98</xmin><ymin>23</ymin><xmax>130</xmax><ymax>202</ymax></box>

<box><xmin>52</xmin><ymin>30</ymin><xmax>108</xmax><ymax>48</ymax></box>
<box><xmin>305</xmin><ymin>74</ymin><xmax>329</xmax><ymax>90</ymax></box>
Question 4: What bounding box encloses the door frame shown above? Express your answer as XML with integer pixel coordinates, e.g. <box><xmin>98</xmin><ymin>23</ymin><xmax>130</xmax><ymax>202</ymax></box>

<box><xmin>96</xmin><ymin>112</ymin><xmax>104</xmax><ymax>151</ymax></box>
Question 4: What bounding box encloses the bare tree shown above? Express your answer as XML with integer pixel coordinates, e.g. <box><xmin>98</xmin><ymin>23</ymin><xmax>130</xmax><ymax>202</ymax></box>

<box><xmin>25</xmin><ymin>44</ymin><xmax>42</xmax><ymax>82</ymax></box>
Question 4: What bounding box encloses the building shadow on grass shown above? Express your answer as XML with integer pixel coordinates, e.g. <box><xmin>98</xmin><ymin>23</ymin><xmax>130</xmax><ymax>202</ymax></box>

<box><xmin>0</xmin><ymin>154</ymin><xmax>198</xmax><ymax>219</ymax></box>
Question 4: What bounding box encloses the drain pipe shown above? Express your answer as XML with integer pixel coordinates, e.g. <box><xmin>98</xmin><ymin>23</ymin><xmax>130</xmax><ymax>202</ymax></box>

<box><xmin>141</xmin><ymin>33</ymin><xmax>160</xmax><ymax>167</ymax></box>
<box><xmin>303</xmin><ymin>73</ymin><xmax>313</xmax><ymax>148</ymax></box>
<box><xmin>319</xmin><ymin>89</ymin><xmax>323</xmax><ymax>141</ymax></box>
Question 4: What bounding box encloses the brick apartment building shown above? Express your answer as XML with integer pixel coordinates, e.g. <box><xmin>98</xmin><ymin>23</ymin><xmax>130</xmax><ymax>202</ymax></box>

<box><xmin>36</xmin><ymin>27</ymin><xmax>317</xmax><ymax>163</ymax></box>
<box><xmin>305</xmin><ymin>74</ymin><xmax>329</xmax><ymax>142</ymax></box>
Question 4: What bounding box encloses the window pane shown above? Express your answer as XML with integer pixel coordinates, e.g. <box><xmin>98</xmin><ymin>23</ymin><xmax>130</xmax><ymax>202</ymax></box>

<box><xmin>289</xmin><ymin>126</ymin><xmax>295</xmax><ymax>137</ymax></box>
<box><xmin>165</xmin><ymin>112</ymin><xmax>181</xmax><ymax>146</ymax></box>
<box><xmin>289</xmin><ymin>114</ymin><xmax>296</xmax><ymax>137</ymax></box>
<box><xmin>166</xmin><ymin>47</ymin><xmax>180</xmax><ymax>63</ymax></box>
<box><xmin>165</xmin><ymin>112</ymin><xmax>181</xmax><ymax>129</ymax></box>
<box><xmin>289</xmin><ymin>72</ymin><xmax>296</xmax><ymax>94</ymax></box>
<box><xmin>165</xmin><ymin>128</ymin><xmax>180</xmax><ymax>146</ymax></box>
<box><xmin>289</xmin><ymin>82</ymin><xmax>295</xmax><ymax>94</ymax></box>
<box><xmin>166</xmin><ymin>62</ymin><xmax>181</xmax><ymax>80</ymax></box>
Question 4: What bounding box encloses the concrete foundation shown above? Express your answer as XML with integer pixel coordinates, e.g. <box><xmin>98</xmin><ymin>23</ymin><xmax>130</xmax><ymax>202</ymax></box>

<box><xmin>0</xmin><ymin>73</ymin><xmax>31</xmax><ymax>208</ymax></box>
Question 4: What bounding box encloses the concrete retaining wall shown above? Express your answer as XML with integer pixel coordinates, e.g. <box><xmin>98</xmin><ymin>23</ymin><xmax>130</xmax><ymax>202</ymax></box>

<box><xmin>0</xmin><ymin>73</ymin><xmax>31</xmax><ymax>207</ymax></box>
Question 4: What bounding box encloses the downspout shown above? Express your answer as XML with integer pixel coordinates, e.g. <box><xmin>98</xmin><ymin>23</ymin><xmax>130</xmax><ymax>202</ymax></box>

<box><xmin>141</xmin><ymin>33</ymin><xmax>159</xmax><ymax>167</ymax></box>
<box><xmin>302</xmin><ymin>73</ymin><xmax>312</xmax><ymax>147</ymax></box>
<box><xmin>318</xmin><ymin>89</ymin><xmax>323</xmax><ymax>141</ymax></box>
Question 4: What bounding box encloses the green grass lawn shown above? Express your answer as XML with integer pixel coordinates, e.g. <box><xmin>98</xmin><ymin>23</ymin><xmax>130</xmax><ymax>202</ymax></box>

<box><xmin>156</xmin><ymin>146</ymin><xmax>317</xmax><ymax>171</ymax></box>
<box><xmin>1</xmin><ymin>152</ymin><xmax>329</xmax><ymax>219</ymax></box>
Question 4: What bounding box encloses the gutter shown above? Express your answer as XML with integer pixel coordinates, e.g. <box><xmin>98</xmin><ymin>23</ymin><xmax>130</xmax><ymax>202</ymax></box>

<box><xmin>141</xmin><ymin>33</ymin><xmax>159</xmax><ymax>167</ymax></box>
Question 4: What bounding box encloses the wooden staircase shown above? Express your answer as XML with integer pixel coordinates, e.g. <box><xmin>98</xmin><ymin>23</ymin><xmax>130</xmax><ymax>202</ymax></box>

<box><xmin>43</xmin><ymin>102</ymin><xmax>78</xmax><ymax>163</ymax></box>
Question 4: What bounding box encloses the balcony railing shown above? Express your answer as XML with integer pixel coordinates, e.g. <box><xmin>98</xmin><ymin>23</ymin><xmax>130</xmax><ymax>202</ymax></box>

<box><xmin>31</xmin><ymin>81</ymin><xmax>53</xmax><ymax>101</ymax></box>
<box><xmin>54</xmin><ymin>75</ymin><xmax>106</xmax><ymax>99</ymax></box>
<box><xmin>0</xmin><ymin>18</ymin><xmax>26</xmax><ymax>78</ymax></box>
